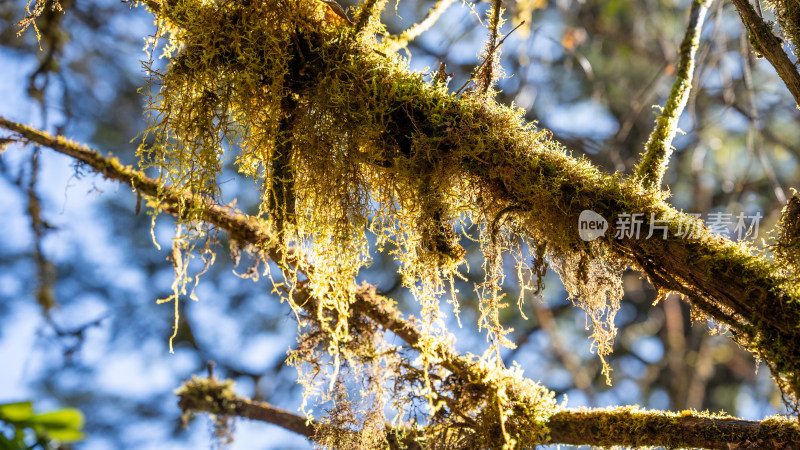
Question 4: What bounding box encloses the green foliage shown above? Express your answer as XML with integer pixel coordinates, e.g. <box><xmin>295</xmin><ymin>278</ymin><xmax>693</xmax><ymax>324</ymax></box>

<box><xmin>0</xmin><ymin>401</ymin><xmax>85</xmax><ymax>449</ymax></box>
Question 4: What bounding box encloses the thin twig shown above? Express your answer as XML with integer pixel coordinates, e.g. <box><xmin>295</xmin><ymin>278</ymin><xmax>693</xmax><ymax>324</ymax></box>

<box><xmin>478</xmin><ymin>0</ymin><xmax>504</xmax><ymax>95</ymax></box>
<box><xmin>455</xmin><ymin>21</ymin><xmax>524</xmax><ymax>96</ymax></box>
<box><xmin>382</xmin><ymin>0</ymin><xmax>457</xmax><ymax>53</ymax></box>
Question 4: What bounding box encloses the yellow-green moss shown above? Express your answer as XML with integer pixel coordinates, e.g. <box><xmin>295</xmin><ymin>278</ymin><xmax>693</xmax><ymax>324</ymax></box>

<box><xmin>175</xmin><ymin>375</ymin><xmax>238</xmax><ymax>445</ymax></box>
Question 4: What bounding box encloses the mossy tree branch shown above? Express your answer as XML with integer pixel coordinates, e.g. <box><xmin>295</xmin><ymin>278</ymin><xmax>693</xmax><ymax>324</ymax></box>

<box><xmin>177</xmin><ymin>376</ymin><xmax>317</xmax><ymax>439</ymax></box>
<box><xmin>9</xmin><ymin>5</ymin><xmax>800</xmax><ymax>408</ymax></box>
<box><xmin>732</xmin><ymin>0</ymin><xmax>800</xmax><ymax>106</ymax></box>
<box><xmin>177</xmin><ymin>374</ymin><xmax>800</xmax><ymax>448</ymax></box>
<box><xmin>546</xmin><ymin>408</ymin><xmax>800</xmax><ymax>448</ymax></box>
<box><xmin>177</xmin><ymin>376</ymin><xmax>421</xmax><ymax>449</ymax></box>
<box><xmin>7</xmin><ymin>117</ymin><xmax>800</xmax><ymax>447</ymax></box>
<box><xmin>11</xmin><ymin>0</ymin><xmax>800</xmax><ymax>446</ymax></box>
<box><xmin>634</xmin><ymin>0</ymin><xmax>711</xmax><ymax>189</ymax></box>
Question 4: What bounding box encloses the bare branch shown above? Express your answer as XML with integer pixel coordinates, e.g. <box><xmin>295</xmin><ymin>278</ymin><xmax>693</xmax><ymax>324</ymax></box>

<box><xmin>740</xmin><ymin>23</ymin><xmax>787</xmax><ymax>204</ymax></box>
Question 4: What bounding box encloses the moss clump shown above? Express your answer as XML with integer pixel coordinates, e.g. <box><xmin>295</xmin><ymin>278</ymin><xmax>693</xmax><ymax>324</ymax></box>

<box><xmin>176</xmin><ymin>376</ymin><xmax>238</xmax><ymax>446</ymax></box>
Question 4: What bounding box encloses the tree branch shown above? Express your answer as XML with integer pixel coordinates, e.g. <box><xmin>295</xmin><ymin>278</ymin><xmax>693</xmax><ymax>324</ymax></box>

<box><xmin>136</xmin><ymin>1</ymin><xmax>800</xmax><ymax>402</ymax></box>
<box><xmin>178</xmin><ymin>376</ymin><xmax>316</xmax><ymax>438</ymax></box>
<box><xmin>299</xmin><ymin>12</ymin><xmax>800</xmax><ymax>401</ymax></box>
<box><xmin>176</xmin><ymin>375</ymin><xmax>422</xmax><ymax>449</ymax></box>
<box><xmin>177</xmin><ymin>374</ymin><xmax>800</xmax><ymax>449</ymax></box>
<box><xmin>547</xmin><ymin>408</ymin><xmax>800</xmax><ymax>449</ymax></box>
<box><xmin>731</xmin><ymin>0</ymin><xmax>800</xmax><ymax>106</ymax></box>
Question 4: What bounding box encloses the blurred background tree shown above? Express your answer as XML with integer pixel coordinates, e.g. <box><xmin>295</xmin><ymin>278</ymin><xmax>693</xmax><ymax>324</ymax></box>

<box><xmin>0</xmin><ymin>0</ymin><xmax>796</xmax><ymax>447</ymax></box>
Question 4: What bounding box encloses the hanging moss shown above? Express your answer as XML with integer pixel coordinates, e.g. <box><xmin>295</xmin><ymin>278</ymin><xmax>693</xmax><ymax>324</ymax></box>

<box><xmin>126</xmin><ymin>0</ymin><xmax>800</xmax><ymax>444</ymax></box>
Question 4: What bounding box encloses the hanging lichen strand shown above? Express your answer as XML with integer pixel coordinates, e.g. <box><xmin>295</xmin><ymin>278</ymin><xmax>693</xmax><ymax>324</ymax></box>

<box><xmin>138</xmin><ymin>0</ymin><xmax>628</xmax><ymax>442</ymax></box>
